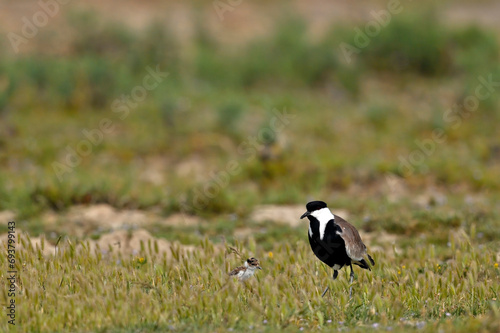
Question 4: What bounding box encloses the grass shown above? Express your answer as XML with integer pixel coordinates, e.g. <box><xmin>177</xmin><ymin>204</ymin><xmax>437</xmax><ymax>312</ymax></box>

<box><xmin>1</xmin><ymin>231</ymin><xmax>498</xmax><ymax>332</ymax></box>
<box><xmin>0</xmin><ymin>1</ymin><xmax>500</xmax><ymax>331</ymax></box>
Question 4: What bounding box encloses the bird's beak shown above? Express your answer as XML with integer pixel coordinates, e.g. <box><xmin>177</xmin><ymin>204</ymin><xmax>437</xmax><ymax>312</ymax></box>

<box><xmin>300</xmin><ymin>211</ymin><xmax>310</xmax><ymax>219</ymax></box>
<box><xmin>257</xmin><ymin>265</ymin><xmax>262</xmax><ymax>270</ymax></box>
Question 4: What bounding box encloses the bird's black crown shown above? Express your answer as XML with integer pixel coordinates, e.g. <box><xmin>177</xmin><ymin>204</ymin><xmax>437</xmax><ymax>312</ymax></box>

<box><xmin>247</xmin><ymin>257</ymin><xmax>259</xmax><ymax>265</ymax></box>
<box><xmin>305</xmin><ymin>201</ymin><xmax>327</xmax><ymax>212</ymax></box>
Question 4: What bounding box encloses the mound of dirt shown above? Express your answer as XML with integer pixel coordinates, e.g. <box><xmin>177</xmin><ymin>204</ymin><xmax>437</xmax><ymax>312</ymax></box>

<box><xmin>0</xmin><ymin>229</ymin><xmax>196</xmax><ymax>259</ymax></box>
<box><xmin>250</xmin><ymin>204</ymin><xmax>349</xmax><ymax>227</ymax></box>
<box><xmin>41</xmin><ymin>204</ymin><xmax>203</xmax><ymax>237</ymax></box>
<box><xmin>91</xmin><ymin>228</ymin><xmax>195</xmax><ymax>258</ymax></box>
<box><xmin>0</xmin><ymin>210</ymin><xmax>16</xmax><ymax>222</ymax></box>
<box><xmin>0</xmin><ymin>231</ymin><xmax>56</xmax><ymax>256</ymax></box>
<box><xmin>162</xmin><ymin>213</ymin><xmax>203</xmax><ymax>227</ymax></box>
<box><xmin>66</xmin><ymin>204</ymin><xmax>150</xmax><ymax>235</ymax></box>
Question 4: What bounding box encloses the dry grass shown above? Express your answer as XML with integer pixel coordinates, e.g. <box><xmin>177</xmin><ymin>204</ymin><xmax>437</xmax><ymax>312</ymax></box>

<box><xmin>1</xmin><ymin>231</ymin><xmax>498</xmax><ymax>332</ymax></box>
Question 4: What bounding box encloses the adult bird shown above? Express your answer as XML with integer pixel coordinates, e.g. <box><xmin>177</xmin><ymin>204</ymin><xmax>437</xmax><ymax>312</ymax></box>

<box><xmin>301</xmin><ymin>200</ymin><xmax>374</xmax><ymax>297</ymax></box>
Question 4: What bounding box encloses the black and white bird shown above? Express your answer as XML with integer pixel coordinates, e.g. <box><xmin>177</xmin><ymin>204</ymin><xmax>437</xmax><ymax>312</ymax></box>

<box><xmin>228</xmin><ymin>257</ymin><xmax>262</xmax><ymax>281</ymax></box>
<box><xmin>301</xmin><ymin>201</ymin><xmax>374</xmax><ymax>297</ymax></box>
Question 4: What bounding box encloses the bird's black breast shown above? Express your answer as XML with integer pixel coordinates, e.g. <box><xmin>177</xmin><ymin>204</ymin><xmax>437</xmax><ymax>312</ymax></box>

<box><xmin>308</xmin><ymin>218</ymin><xmax>351</xmax><ymax>268</ymax></box>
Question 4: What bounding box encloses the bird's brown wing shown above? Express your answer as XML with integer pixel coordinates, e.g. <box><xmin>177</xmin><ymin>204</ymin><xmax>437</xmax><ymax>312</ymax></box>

<box><xmin>228</xmin><ymin>266</ymin><xmax>245</xmax><ymax>276</ymax></box>
<box><xmin>334</xmin><ymin>215</ymin><xmax>374</xmax><ymax>267</ymax></box>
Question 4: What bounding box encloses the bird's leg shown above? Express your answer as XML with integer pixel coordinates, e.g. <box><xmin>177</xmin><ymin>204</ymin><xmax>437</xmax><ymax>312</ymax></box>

<box><xmin>321</xmin><ymin>270</ymin><xmax>338</xmax><ymax>297</ymax></box>
<box><xmin>349</xmin><ymin>264</ymin><xmax>354</xmax><ymax>298</ymax></box>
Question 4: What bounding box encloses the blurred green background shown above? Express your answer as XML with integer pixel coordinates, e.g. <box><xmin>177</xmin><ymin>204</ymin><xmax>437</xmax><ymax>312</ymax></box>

<box><xmin>1</xmin><ymin>1</ymin><xmax>500</xmax><ymax>332</ymax></box>
<box><xmin>0</xmin><ymin>0</ymin><xmax>499</xmax><ymax>248</ymax></box>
